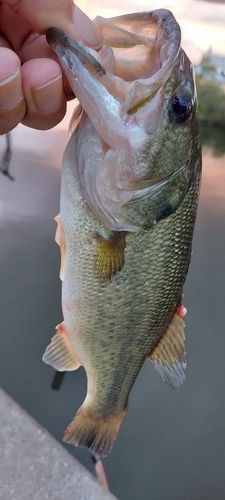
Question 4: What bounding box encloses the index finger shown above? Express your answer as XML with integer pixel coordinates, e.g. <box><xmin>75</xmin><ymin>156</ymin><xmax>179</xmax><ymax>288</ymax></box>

<box><xmin>1</xmin><ymin>0</ymin><xmax>103</xmax><ymax>47</ymax></box>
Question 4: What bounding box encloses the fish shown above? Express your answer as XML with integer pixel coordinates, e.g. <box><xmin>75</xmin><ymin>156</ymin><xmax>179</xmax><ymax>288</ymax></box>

<box><xmin>43</xmin><ymin>9</ymin><xmax>201</xmax><ymax>457</ymax></box>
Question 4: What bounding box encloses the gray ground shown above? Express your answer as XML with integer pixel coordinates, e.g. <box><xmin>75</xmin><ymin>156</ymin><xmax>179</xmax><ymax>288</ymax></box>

<box><xmin>0</xmin><ymin>126</ymin><xmax>225</xmax><ymax>500</ymax></box>
<box><xmin>0</xmin><ymin>388</ymin><xmax>117</xmax><ymax>500</ymax></box>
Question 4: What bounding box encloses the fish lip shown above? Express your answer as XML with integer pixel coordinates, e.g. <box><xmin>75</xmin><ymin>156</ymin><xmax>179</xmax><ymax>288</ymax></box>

<box><xmin>46</xmin><ymin>27</ymin><xmax>106</xmax><ymax>75</ymax></box>
<box><xmin>46</xmin><ymin>28</ymin><xmax>68</xmax><ymax>48</ymax></box>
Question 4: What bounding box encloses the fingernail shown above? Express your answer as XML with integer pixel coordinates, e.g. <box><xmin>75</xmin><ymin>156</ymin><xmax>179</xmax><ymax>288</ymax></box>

<box><xmin>32</xmin><ymin>74</ymin><xmax>63</xmax><ymax>113</ymax></box>
<box><xmin>0</xmin><ymin>68</ymin><xmax>22</xmax><ymax>109</ymax></box>
<box><xmin>73</xmin><ymin>6</ymin><xmax>103</xmax><ymax>49</ymax></box>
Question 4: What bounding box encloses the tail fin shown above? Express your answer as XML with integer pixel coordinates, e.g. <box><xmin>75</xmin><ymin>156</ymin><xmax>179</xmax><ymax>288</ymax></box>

<box><xmin>63</xmin><ymin>405</ymin><xmax>126</xmax><ymax>457</ymax></box>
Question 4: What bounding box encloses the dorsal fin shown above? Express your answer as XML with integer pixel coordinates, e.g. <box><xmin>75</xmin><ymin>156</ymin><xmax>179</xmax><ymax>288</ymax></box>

<box><xmin>148</xmin><ymin>310</ymin><xmax>186</xmax><ymax>388</ymax></box>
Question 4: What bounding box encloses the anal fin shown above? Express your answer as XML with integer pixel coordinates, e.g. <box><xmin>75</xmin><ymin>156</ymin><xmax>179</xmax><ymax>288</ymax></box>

<box><xmin>42</xmin><ymin>322</ymin><xmax>81</xmax><ymax>372</ymax></box>
<box><xmin>148</xmin><ymin>309</ymin><xmax>186</xmax><ymax>388</ymax></box>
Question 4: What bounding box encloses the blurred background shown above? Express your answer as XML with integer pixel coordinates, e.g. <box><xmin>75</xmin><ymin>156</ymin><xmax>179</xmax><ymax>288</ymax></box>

<box><xmin>1</xmin><ymin>1</ymin><xmax>225</xmax><ymax>499</ymax></box>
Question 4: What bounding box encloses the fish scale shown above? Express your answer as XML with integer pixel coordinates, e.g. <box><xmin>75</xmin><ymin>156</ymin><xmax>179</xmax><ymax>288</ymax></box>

<box><xmin>59</xmin><ymin>154</ymin><xmax>200</xmax><ymax>415</ymax></box>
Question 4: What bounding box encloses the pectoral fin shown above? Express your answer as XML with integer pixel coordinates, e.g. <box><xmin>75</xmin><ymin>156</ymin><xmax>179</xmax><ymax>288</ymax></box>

<box><xmin>43</xmin><ymin>322</ymin><xmax>81</xmax><ymax>372</ymax></box>
<box><xmin>94</xmin><ymin>231</ymin><xmax>126</xmax><ymax>279</ymax></box>
<box><xmin>148</xmin><ymin>310</ymin><xmax>186</xmax><ymax>388</ymax></box>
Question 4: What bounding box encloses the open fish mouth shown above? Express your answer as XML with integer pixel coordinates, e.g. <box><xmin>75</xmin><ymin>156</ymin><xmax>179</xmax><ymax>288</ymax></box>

<box><xmin>46</xmin><ymin>10</ymin><xmax>181</xmax><ymax>114</ymax></box>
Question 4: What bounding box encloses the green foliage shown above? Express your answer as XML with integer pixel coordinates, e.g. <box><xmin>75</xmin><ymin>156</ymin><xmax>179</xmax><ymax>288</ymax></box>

<box><xmin>199</xmin><ymin>54</ymin><xmax>217</xmax><ymax>75</ymax></box>
<box><xmin>199</xmin><ymin>122</ymin><xmax>225</xmax><ymax>156</ymax></box>
<box><xmin>196</xmin><ymin>78</ymin><xmax>225</xmax><ymax>125</ymax></box>
<box><xmin>196</xmin><ymin>77</ymin><xmax>225</xmax><ymax>156</ymax></box>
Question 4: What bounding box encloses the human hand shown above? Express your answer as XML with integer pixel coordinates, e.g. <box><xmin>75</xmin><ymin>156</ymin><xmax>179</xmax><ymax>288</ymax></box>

<box><xmin>0</xmin><ymin>0</ymin><xmax>103</xmax><ymax>134</ymax></box>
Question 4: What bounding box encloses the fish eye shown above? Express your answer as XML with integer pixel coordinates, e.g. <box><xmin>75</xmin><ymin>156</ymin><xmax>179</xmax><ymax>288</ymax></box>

<box><xmin>170</xmin><ymin>93</ymin><xmax>193</xmax><ymax>123</ymax></box>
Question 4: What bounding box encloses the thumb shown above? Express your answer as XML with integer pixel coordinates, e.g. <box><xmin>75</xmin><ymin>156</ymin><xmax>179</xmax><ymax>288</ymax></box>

<box><xmin>2</xmin><ymin>0</ymin><xmax>103</xmax><ymax>47</ymax></box>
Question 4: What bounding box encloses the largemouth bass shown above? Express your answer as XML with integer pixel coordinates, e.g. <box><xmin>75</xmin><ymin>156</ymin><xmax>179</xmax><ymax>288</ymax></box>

<box><xmin>43</xmin><ymin>9</ymin><xmax>201</xmax><ymax>457</ymax></box>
